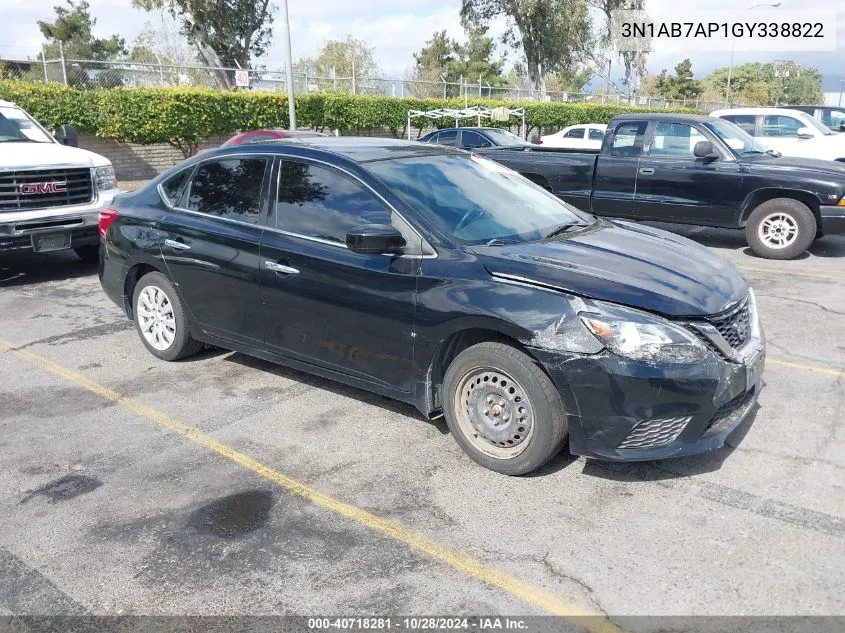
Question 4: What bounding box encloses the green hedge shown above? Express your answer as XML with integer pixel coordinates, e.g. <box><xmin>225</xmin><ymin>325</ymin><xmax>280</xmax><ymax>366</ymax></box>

<box><xmin>0</xmin><ymin>80</ymin><xmax>693</xmax><ymax>155</ymax></box>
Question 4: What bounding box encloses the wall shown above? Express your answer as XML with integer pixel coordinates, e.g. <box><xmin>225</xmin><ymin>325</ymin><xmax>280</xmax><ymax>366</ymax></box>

<box><xmin>78</xmin><ymin>134</ymin><xmax>228</xmax><ymax>181</ymax></box>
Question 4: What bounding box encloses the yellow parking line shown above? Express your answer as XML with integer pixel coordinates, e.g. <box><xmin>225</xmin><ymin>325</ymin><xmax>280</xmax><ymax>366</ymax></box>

<box><xmin>0</xmin><ymin>339</ymin><xmax>619</xmax><ymax>632</ymax></box>
<box><xmin>768</xmin><ymin>358</ymin><xmax>845</xmax><ymax>378</ymax></box>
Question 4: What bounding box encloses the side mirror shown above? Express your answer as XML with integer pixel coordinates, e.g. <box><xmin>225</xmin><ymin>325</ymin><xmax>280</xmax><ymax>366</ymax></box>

<box><xmin>346</xmin><ymin>224</ymin><xmax>406</xmax><ymax>255</ymax></box>
<box><xmin>693</xmin><ymin>140</ymin><xmax>720</xmax><ymax>160</ymax></box>
<box><xmin>796</xmin><ymin>127</ymin><xmax>814</xmax><ymax>139</ymax></box>
<box><xmin>54</xmin><ymin>124</ymin><xmax>78</xmax><ymax>147</ymax></box>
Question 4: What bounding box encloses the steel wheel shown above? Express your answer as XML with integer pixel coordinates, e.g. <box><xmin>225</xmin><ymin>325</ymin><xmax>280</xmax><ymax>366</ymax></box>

<box><xmin>453</xmin><ymin>366</ymin><xmax>535</xmax><ymax>460</ymax></box>
<box><xmin>757</xmin><ymin>212</ymin><xmax>799</xmax><ymax>250</ymax></box>
<box><xmin>136</xmin><ymin>285</ymin><xmax>176</xmax><ymax>351</ymax></box>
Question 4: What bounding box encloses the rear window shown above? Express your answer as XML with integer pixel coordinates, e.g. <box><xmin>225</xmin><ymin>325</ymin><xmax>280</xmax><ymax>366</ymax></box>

<box><xmin>159</xmin><ymin>168</ymin><xmax>193</xmax><ymax>206</ymax></box>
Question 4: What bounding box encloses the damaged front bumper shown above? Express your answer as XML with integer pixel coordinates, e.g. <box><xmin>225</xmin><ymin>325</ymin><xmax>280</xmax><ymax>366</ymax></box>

<box><xmin>529</xmin><ymin>330</ymin><xmax>765</xmax><ymax>462</ymax></box>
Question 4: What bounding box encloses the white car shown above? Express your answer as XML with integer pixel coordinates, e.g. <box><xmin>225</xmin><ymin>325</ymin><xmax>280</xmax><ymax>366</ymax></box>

<box><xmin>538</xmin><ymin>124</ymin><xmax>607</xmax><ymax>150</ymax></box>
<box><xmin>0</xmin><ymin>100</ymin><xmax>120</xmax><ymax>261</ymax></box>
<box><xmin>710</xmin><ymin>107</ymin><xmax>845</xmax><ymax>162</ymax></box>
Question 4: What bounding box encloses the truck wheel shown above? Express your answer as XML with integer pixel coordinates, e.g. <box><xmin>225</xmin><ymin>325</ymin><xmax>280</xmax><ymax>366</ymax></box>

<box><xmin>442</xmin><ymin>342</ymin><xmax>568</xmax><ymax>476</ymax></box>
<box><xmin>132</xmin><ymin>272</ymin><xmax>202</xmax><ymax>361</ymax></box>
<box><xmin>745</xmin><ymin>198</ymin><xmax>816</xmax><ymax>260</ymax></box>
<box><xmin>74</xmin><ymin>244</ymin><xmax>100</xmax><ymax>264</ymax></box>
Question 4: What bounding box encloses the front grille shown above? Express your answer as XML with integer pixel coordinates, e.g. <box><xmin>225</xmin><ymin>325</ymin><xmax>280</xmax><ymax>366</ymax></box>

<box><xmin>0</xmin><ymin>168</ymin><xmax>94</xmax><ymax>211</ymax></box>
<box><xmin>707</xmin><ymin>298</ymin><xmax>751</xmax><ymax>350</ymax></box>
<box><xmin>617</xmin><ymin>416</ymin><xmax>692</xmax><ymax>450</ymax></box>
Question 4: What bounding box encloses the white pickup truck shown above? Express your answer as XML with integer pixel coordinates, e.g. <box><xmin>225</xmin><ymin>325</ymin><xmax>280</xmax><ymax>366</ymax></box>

<box><xmin>0</xmin><ymin>100</ymin><xmax>120</xmax><ymax>262</ymax></box>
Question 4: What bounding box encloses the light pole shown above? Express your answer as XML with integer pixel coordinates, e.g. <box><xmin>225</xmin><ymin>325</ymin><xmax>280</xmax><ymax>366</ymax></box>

<box><xmin>725</xmin><ymin>2</ymin><xmax>781</xmax><ymax>106</ymax></box>
<box><xmin>281</xmin><ymin>0</ymin><xmax>296</xmax><ymax>130</ymax></box>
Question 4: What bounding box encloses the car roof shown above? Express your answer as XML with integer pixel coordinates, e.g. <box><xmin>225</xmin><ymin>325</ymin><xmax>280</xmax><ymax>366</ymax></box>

<box><xmin>612</xmin><ymin>113</ymin><xmax>716</xmax><ymax>123</ymax></box>
<box><xmin>710</xmin><ymin>107</ymin><xmax>810</xmax><ymax>117</ymax></box>
<box><xmin>788</xmin><ymin>105</ymin><xmax>843</xmax><ymax>112</ymax></box>
<box><xmin>0</xmin><ymin>100</ymin><xmax>20</xmax><ymax>108</ymax></box>
<box><xmin>210</xmin><ymin>136</ymin><xmax>465</xmax><ymax>163</ymax></box>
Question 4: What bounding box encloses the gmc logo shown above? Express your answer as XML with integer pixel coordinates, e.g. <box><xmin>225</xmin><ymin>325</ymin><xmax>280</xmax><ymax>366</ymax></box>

<box><xmin>20</xmin><ymin>181</ymin><xmax>67</xmax><ymax>195</ymax></box>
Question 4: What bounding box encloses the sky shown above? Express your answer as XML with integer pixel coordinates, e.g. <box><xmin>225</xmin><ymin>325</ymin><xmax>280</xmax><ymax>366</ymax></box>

<box><xmin>1</xmin><ymin>0</ymin><xmax>842</xmax><ymax>91</ymax></box>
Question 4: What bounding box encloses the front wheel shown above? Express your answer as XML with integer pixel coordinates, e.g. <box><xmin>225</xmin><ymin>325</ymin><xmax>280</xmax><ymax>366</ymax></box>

<box><xmin>132</xmin><ymin>271</ymin><xmax>203</xmax><ymax>361</ymax></box>
<box><xmin>442</xmin><ymin>342</ymin><xmax>568</xmax><ymax>475</ymax></box>
<box><xmin>745</xmin><ymin>198</ymin><xmax>816</xmax><ymax>260</ymax></box>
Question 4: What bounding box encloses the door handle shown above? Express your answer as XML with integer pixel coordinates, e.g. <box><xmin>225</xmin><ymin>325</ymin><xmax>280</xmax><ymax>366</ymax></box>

<box><xmin>264</xmin><ymin>260</ymin><xmax>299</xmax><ymax>274</ymax></box>
<box><xmin>638</xmin><ymin>167</ymin><xmax>655</xmax><ymax>175</ymax></box>
<box><xmin>164</xmin><ymin>238</ymin><xmax>191</xmax><ymax>250</ymax></box>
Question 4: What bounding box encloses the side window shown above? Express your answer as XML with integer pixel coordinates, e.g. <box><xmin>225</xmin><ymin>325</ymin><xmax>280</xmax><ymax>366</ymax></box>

<box><xmin>722</xmin><ymin>115</ymin><xmax>756</xmax><ymax>135</ymax></box>
<box><xmin>437</xmin><ymin>129</ymin><xmax>458</xmax><ymax>147</ymax></box>
<box><xmin>160</xmin><ymin>168</ymin><xmax>193</xmax><ymax>206</ymax></box>
<box><xmin>762</xmin><ymin>115</ymin><xmax>803</xmax><ymax>137</ymax></box>
<box><xmin>185</xmin><ymin>158</ymin><xmax>269</xmax><ymax>224</ymax></box>
<box><xmin>826</xmin><ymin>110</ymin><xmax>845</xmax><ymax>130</ymax></box>
<box><xmin>588</xmin><ymin>128</ymin><xmax>605</xmax><ymax>140</ymax></box>
<box><xmin>564</xmin><ymin>127</ymin><xmax>585</xmax><ymax>139</ymax></box>
<box><xmin>608</xmin><ymin>121</ymin><xmax>648</xmax><ymax>157</ymax></box>
<box><xmin>276</xmin><ymin>161</ymin><xmax>392</xmax><ymax>245</ymax></box>
<box><xmin>649</xmin><ymin>122</ymin><xmax>706</xmax><ymax>158</ymax></box>
<box><xmin>424</xmin><ymin>132</ymin><xmax>439</xmax><ymax>144</ymax></box>
<box><xmin>461</xmin><ymin>130</ymin><xmax>489</xmax><ymax>148</ymax></box>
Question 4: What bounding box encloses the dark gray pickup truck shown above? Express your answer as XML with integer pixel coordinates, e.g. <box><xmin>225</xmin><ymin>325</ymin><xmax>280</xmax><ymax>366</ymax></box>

<box><xmin>476</xmin><ymin>113</ymin><xmax>845</xmax><ymax>259</ymax></box>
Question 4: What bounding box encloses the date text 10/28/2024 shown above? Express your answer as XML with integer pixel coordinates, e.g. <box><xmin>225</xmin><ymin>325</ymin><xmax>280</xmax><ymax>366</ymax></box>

<box><xmin>308</xmin><ymin>618</ymin><xmax>530</xmax><ymax>630</ymax></box>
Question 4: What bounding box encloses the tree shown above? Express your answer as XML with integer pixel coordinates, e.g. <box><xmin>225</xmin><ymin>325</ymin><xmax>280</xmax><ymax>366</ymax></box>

<box><xmin>312</xmin><ymin>36</ymin><xmax>379</xmax><ymax>80</ymax></box>
<box><xmin>460</xmin><ymin>0</ymin><xmax>593</xmax><ymax>94</ymax></box>
<box><xmin>642</xmin><ymin>58</ymin><xmax>702</xmax><ymax>101</ymax></box>
<box><xmin>37</xmin><ymin>0</ymin><xmax>126</xmax><ymax>87</ymax></box>
<box><xmin>589</xmin><ymin>0</ymin><xmax>649</xmax><ymax>98</ymax></box>
<box><xmin>705</xmin><ymin>62</ymin><xmax>822</xmax><ymax>106</ymax></box>
<box><xmin>450</xmin><ymin>26</ymin><xmax>506</xmax><ymax>87</ymax></box>
<box><xmin>128</xmin><ymin>16</ymin><xmax>205</xmax><ymax>86</ymax></box>
<box><xmin>132</xmin><ymin>0</ymin><xmax>276</xmax><ymax>89</ymax></box>
<box><xmin>413</xmin><ymin>30</ymin><xmax>455</xmax><ymax>80</ymax></box>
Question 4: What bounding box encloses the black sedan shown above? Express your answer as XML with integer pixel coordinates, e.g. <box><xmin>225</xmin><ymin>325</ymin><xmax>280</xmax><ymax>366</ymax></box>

<box><xmin>99</xmin><ymin>138</ymin><xmax>765</xmax><ymax>475</ymax></box>
<box><xmin>418</xmin><ymin>127</ymin><xmax>532</xmax><ymax>150</ymax></box>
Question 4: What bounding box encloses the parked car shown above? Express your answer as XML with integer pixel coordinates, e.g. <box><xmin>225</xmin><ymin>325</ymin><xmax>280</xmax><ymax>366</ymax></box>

<box><xmin>220</xmin><ymin>129</ymin><xmax>328</xmax><ymax>147</ymax></box>
<box><xmin>100</xmin><ymin>137</ymin><xmax>764</xmax><ymax>475</ymax></box>
<box><xmin>418</xmin><ymin>127</ymin><xmax>532</xmax><ymax>150</ymax></box>
<box><xmin>710</xmin><ymin>107</ymin><xmax>845</xmax><ymax>162</ymax></box>
<box><xmin>787</xmin><ymin>105</ymin><xmax>845</xmax><ymax>133</ymax></box>
<box><xmin>475</xmin><ymin>113</ymin><xmax>845</xmax><ymax>260</ymax></box>
<box><xmin>538</xmin><ymin>124</ymin><xmax>607</xmax><ymax>150</ymax></box>
<box><xmin>0</xmin><ymin>100</ymin><xmax>120</xmax><ymax>262</ymax></box>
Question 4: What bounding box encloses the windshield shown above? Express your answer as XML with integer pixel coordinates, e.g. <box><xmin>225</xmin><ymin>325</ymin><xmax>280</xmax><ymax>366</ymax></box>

<box><xmin>704</xmin><ymin>119</ymin><xmax>771</xmax><ymax>157</ymax></box>
<box><xmin>793</xmin><ymin>111</ymin><xmax>835</xmax><ymax>135</ymax></box>
<box><xmin>0</xmin><ymin>106</ymin><xmax>54</xmax><ymax>143</ymax></box>
<box><xmin>483</xmin><ymin>128</ymin><xmax>532</xmax><ymax>147</ymax></box>
<box><xmin>368</xmin><ymin>153</ymin><xmax>593</xmax><ymax>245</ymax></box>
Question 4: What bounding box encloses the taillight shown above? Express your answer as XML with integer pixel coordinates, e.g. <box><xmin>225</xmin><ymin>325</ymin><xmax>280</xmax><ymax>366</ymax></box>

<box><xmin>98</xmin><ymin>209</ymin><xmax>118</xmax><ymax>236</ymax></box>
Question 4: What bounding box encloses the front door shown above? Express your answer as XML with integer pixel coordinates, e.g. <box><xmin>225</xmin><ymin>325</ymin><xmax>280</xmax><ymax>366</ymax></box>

<box><xmin>159</xmin><ymin>155</ymin><xmax>270</xmax><ymax>346</ymax></box>
<box><xmin>591</xmin><ymin>120</ymin><xmax>648</xmax><ymax>218</ymax></box>
<box><xmin>259</xmin><ymin>158</ymin><xmax>417</xmax><ymax>393</ymax></box>
<box><xmin>634</xmin><ymin>121</ymin><xmax>744</xmax><ymax>226</ymax></box>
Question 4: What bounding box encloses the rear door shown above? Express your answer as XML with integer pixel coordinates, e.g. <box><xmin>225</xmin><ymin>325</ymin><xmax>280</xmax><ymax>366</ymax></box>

<box><xmin>159</xmin><ymin>154</ymin><xmax>270</xmax><ymax>346</ymax></box>
<box><xmin>435</xmin><ymin>129</ymin><xmax>458</xmax><ymax>147</ymax></box>
<box><xmin>591</xmin><ymin>120</ymin><xmax>647</xmax><ymax>218</ymax></box>
<box><xmin>259</xmin><ymin>158</ymin><xmax>418</xmax><ymax>392</ymax></box>
<box><xmin>635</xmin><ymin>121</ymin><xmax>744</xmax><ymax>225</ymax></box>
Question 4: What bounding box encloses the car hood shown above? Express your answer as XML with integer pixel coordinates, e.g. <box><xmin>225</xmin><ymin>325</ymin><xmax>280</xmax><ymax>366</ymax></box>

<box><xmin>781</xmin><ymin>135</ymin><xmax>845</xmax><ymax>160</ymax></box>
<box><xmin>742</xmin><ymin>154</ymin><xmax>845</xmax><ymax>179</ymax></box>
<box><xmin>0</xmin><ymin>142</ymin><xmax>111</xmax><ymax>170</ymax></box>
<box><xmin>474</xmin><ymin>220</ymin><xmax>749</xmax><ymax>318</ymax></box>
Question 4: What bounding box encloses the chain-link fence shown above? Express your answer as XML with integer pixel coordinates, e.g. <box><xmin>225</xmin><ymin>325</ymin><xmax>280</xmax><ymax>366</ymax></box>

<box><xmin>0</xmin><ymin>57</ymin><xmax>738</xmax><ymax>112</ymax></box>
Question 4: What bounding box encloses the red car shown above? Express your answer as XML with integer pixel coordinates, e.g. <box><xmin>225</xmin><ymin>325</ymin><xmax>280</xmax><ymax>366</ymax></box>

<box><xmin>220</xmin><ymin>129</ymin><xmax>328</xmax><ymax>147</ymax></box>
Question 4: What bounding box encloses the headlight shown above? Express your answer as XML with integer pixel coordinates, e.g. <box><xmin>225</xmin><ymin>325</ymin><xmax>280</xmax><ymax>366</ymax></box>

<box><xmin>580</xmin><ymin>301</ymin><xmax>708</xmax><ymax>364</ymax></box>
<box><xmin>93</xmin><ymin>165</ymin><xmax>117</xmax><ymax>191</ymax></box>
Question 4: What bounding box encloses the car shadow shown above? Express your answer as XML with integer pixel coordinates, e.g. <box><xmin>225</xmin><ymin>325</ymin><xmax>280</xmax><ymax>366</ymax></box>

<box><xmin>0</xmin><ymin>251</ymin><xmax>96</xmax><ymax>287</ymax></box>
<box><xmin>582</xmin><ymin>402</ymin><xmax>760</xmax><ymax>482</ymax></box>
<box><xmin>222</xmin><ymin>351</ymin><xmax>451</xmax><ymax>435</ymax></box>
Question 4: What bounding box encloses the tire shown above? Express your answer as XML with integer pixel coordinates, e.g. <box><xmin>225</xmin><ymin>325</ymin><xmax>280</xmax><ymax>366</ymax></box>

<box><xmin>74</xmin><ymin>244</ymin><xmax>100</xmax><ymax>264</ymax></box>
<box><xmin>745</xmin><ymin>198</ymin><xmax>816</xmax><ymax>260</ymax></box>
<box><xmin>132</xmin><ymin>271</ymin><xmax>202</xmax><ymax>361</ymax></box>
<box><xmin>442</xmin><ymin>342</ymin><xmax>568</xmax><ymax>475</ymax></box>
